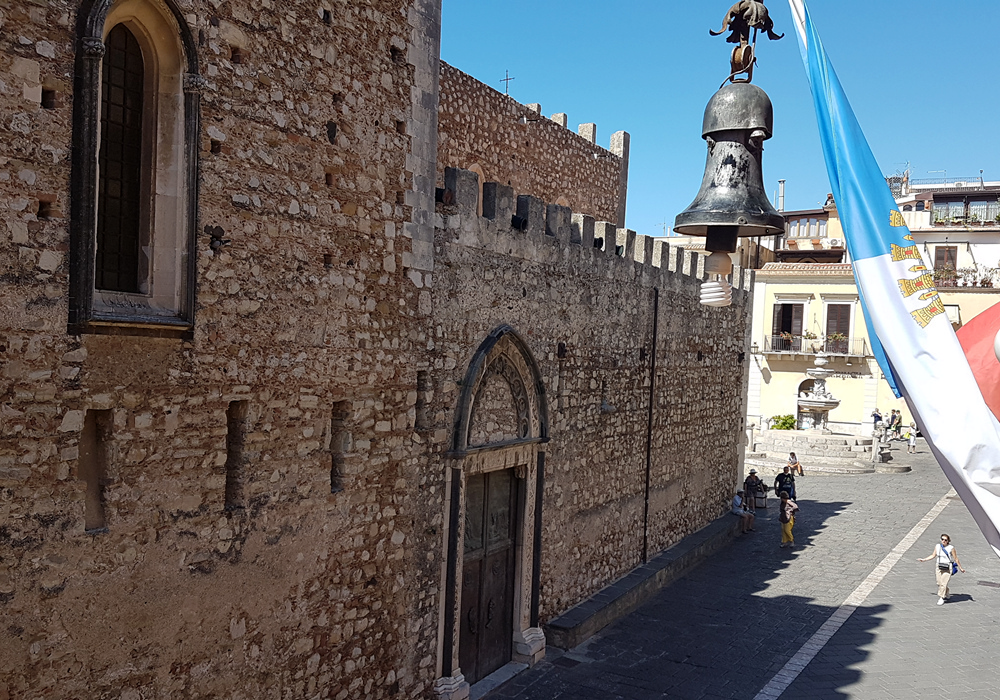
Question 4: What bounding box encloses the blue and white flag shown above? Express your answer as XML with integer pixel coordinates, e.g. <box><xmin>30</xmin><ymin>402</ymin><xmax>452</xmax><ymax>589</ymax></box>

<box><xmin>788</xmin><ymin>0</ymin><xmax>1000</xmax><ymax>556</ymax></box>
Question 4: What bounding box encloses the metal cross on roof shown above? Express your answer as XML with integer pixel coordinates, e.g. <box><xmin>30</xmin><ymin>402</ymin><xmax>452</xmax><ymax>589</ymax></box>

<box><xmin>500</xmin><ymin>69</ymin><xmax>514</xmax><ymax>95</ymax></box>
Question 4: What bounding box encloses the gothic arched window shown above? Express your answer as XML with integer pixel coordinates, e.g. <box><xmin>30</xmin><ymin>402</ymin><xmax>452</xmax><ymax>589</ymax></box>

<box><xmin>70</xmin><ymin>0</ymin><xmax>201</xmax><ymax>336</ymax></box>
<box><xmin>97</xmin><ymin>24</ymin><xmax>146</xmax><ymax>294</ymax></box>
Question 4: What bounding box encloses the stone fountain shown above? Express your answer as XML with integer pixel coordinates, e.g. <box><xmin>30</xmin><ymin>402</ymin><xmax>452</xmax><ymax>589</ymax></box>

<box><xmin>796</xmin><ymin>353</ymin><xmax>841</xmax><ymax>432</ymax></box>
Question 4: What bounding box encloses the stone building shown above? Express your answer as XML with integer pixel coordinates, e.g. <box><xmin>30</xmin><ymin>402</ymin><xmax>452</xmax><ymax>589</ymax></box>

<box><xmin>0</xmin><ymin>1</ymin><xmax>752</xmax><ymax>698</ymax></box>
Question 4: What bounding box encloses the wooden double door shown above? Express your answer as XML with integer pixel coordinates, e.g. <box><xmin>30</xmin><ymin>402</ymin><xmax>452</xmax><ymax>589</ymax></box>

<box><xmin>459</xmin><ymin>469</ymin><xmax>518</xmax><ymax>685</ymax></box>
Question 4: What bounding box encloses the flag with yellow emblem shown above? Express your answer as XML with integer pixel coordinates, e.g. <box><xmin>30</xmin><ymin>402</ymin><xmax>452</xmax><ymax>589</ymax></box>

<box><xmin>789</xmin><ymin>0</ymin><xmax>1000</xmax><ymax>556</ymax></box>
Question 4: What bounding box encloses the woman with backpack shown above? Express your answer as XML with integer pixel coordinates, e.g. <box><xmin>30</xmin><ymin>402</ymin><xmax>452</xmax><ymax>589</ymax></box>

<box><xmin>917</xmin><ymin>533</ymin><xmax>965</xmax><ymax>605</ymax></box>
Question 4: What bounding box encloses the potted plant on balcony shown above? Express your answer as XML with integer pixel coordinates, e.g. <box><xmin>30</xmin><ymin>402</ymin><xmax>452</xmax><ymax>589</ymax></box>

<box><xmin>957</xmin><ymin>267</ymin><xmax>979</xmax><ymax>287</ymax></box>
<box><xmin>826</xmin><ymin>332</ymin><xmax>849</xmax><ymax>354</ymax></box>
<box><xmin>803</xmin><ymin>330</ymin><xmax>819</xmax><ymax>352</ymax></box>
<box><xmin>979</xmin><ymin>263</ymin><xmax>999</xmax><ymax>288</ymax></box>
<box><xmin>933</xmin><ymin>264</ymin><xmax>957</xmax><ymax>288</ymax></box>
<box><xmin>777</xmin><ymin>331</ymin><xmax>799</xmax><ymax>352</ymax></box>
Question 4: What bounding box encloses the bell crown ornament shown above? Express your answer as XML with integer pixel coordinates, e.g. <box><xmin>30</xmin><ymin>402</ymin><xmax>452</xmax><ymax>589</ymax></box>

<box><xmin>702</xmin><ymin>82</ymin><xmax>773</xmax><ymax>139</ymax></box>
<box><xmin>674</xmin><ymin>81</ymin><xmax>785</xmax><ymax>240</ymax></box>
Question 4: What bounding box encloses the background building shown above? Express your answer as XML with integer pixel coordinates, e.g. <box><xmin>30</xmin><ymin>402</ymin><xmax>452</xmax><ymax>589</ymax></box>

<box><xmin>748</xmin><ymin>182</ymin><xmax>1000</xmax><ymax>435</ymax></box>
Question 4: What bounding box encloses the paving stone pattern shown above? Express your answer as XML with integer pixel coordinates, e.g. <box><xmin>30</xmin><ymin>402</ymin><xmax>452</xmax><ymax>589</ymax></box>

<box><xmin>487</xmin><ymin>441</ymin><xmax>1000</xmax><ymax>699</ymax></box>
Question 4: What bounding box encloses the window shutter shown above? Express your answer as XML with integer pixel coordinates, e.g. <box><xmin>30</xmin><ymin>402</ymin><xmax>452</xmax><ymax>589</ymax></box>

<box><xmin>791</xmin><ymin>304</ymin><xmax>803</xmax><ymax>335</ymax></box>
<box><xmin>934</xmin><ymin>246</ymin><xmax>957</xmax><ymax>269</ymax></box>
<box><xmin>826</xmin><ymin>304</ymin><xmax>851</xmax><ymax>336</ymax></box>
<box><xmin>772</xmin><ymin>305</ymin><xmax>782</xmax><ymax>336</ymax></box>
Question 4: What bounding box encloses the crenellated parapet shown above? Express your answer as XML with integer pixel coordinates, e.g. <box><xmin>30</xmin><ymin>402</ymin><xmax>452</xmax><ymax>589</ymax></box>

<box><xmin>438</xmin><ymin>167</ymin><xmax>753</xmax><ymax>297</ymax></box>
<box><xmin>437</xmin><ymin>63</ymin><xmax>628</xmax><ymax>225</ymax></box>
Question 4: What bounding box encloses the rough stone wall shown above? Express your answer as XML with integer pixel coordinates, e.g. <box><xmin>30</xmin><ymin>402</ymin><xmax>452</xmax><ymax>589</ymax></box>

<box><xmin>428</xmin><ymin>169</ymin><xmax>752</xmax><ymax>619</ymax></box>
<box><xmin>2</xmin><ymin>1</ymin><xmax>750</xmax><ymax>696</ymax></box>
<box><xmin>0</xmin><ymin>1</ymin><xmax>442</xmax><ymax>698</ymax></box>
<box><xmin>437</xmin><ymin>62</ymin><xmax>623</xmax><ymax>223</ymax></box>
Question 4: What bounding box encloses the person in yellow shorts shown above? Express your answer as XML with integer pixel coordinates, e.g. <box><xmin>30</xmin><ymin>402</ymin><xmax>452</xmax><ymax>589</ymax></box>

<box><xmin>778</xmin><ymin>491</ymin><xmax>799</xmax><ymax>548</ymax></box>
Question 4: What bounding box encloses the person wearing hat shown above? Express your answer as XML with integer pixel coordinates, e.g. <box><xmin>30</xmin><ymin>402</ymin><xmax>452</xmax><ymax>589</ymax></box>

<box><xmin>732</xmin><ymin>490</ymin><xmax>755</xmax><ymax>533</ymax></box>
<box><xmin>743</xmin><ymin>469</ymin><xmax>767</xmax><ymax>511</ymax></box>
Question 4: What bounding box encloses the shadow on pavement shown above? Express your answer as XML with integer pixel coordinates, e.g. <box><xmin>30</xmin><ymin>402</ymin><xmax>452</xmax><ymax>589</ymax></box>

<box><xmin>486</xmin><ymin>497</ymin><xmax>892</xmax><ymax>700</ymax></box>
<box><xmin>944</xmin><ymin>592</ymin><xmax>974</xmax><ymax>604</ymax></box>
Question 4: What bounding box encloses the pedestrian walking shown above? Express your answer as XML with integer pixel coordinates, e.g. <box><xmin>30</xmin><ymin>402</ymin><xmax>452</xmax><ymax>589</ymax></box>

<box><xmin>871</xmin><ymin>408</ymin><xmax>882</xmax><ymax>428</ymax></box>
<box><xmin>774</xmin><ymin>466</ymin><xmax>796</xmax><ymax>500</ymax></box>
<box><xmin>892</xmin><ymin>411</ymin><xmax>904</xmax><ymax>440</ymax></box>
<box><xmin>732</xmin><ymin>491</ymin><xmax>755</xmax><ymax>533</ymax></box>
<box><xmin>917</xmin><ymin>534</ymin><xmax>965</xmax><ymax>605</ymax></box>
<box><xmin>787</xmin><ymin>451</ymin><xmax>804</xmax><ymax>476</ymax></box>
<box><xmin>778</xmin><ymin>491</ymin><xmax>799</xmax><ymax>548</ymax></box>
<box><xmin>907</xmin><ymin>423</ymin><xmax>917</xmax><ymax>454</ymax></box>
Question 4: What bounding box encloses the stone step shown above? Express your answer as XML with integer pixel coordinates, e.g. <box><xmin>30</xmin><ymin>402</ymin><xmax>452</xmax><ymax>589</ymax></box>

<box><xmin>749</xmin><ymin>451</ymin><xmax>872</xmax><ymax>466</ymax></box>
<box><xmin>743</xmin><ymin>458</ymin><xmax>876</xmax><ymax>476</ymax></box>
<box><xmin>753</xmin><ymin>433</ymin><xmax>874</xmax><ymax>447</ymax></box>
<box><xmin>754</xmin><ymin>433</ymin><xmax>873</xmax><ymax>446</ymax></box>
<box><xmin>875</xmin><ymin>464</ymin><xmax>912</xmax><ymax>474</ymax></box>
<box><xmin>744</xmin><ymin>452</ymin><xmax>874</xmax><ymax>471</ymax></box>
<box><xmin>753</xmin><ymin>443</ymin><xmax>873</xmax><ymax>456</ymax></box>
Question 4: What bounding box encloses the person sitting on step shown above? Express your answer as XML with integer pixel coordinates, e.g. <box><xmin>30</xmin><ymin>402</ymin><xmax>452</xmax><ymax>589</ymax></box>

<box><xmin>732</xmin><ymin>490</ymin><xmax>755</xmax><ymax>533</ymax></box>
<box><xmin>787</xmin><ymin>451</ymin><xmax>804</xmax><ymax>476</ymax></box>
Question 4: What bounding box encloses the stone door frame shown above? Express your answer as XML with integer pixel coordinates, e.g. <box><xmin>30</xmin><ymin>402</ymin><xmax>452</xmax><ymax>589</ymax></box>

<box><xmin>435</xmin><ymin>326</ymin><xmax>548</xmax><ymax>700</ymax></box>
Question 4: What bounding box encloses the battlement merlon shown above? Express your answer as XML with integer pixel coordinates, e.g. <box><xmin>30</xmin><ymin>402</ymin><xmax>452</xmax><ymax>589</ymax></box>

<box><xmin>610</xmin><ymin>131</ymin><xmax>630</xmax><ymax>228</ymax></box>
<box><xmin>440</xmin><ymin>167</ymin><xmax>751</xmax><ymax>294</ymax></box>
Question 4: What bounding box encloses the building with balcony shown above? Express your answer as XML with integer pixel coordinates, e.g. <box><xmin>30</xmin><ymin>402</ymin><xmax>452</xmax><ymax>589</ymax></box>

<box><xmin>896</xmin><ymin>177</ymin><xmax>1000</xmax><ymax>298</ymax></box>
<box><xmin>774</xmin><ymin>194</ymin><xmax>849</xmax><ymax>264</ymax></box>
<box><xmin>747</xmin><ymin>261</ymin><xmax>887</xmax><ymax>434</ymax></box>
<box><xmin>747</xmin><ymin>186</ymin><xmax>1000</xmax><ymax>434</ymax></box>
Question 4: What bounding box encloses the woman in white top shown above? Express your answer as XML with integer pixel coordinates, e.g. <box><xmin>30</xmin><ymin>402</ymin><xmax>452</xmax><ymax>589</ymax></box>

<box><xmin>731</xmin><ymin>491</ymin><xmax>755</xmax><ymax>533</ymax></box>
<box><xmin>907</xmin><ymin>424</ymin><xmax>917</xmax><ymax>454</ymax></box>
<box><xmin>787</xmin><ymin>452</ymin><xmax>803</xmax><ymax>476</ymax></box>
<box><xmin>917</xmin><ymin>533</ymin><xmax>965</xmax><ymax>605</ymax></box>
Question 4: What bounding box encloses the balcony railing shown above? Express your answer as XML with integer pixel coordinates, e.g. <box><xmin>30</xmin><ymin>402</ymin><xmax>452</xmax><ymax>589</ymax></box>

<box><xmin>762</xmin><ymin>335</ymin><xmax>869</xmax><ymax>356</ymax></box>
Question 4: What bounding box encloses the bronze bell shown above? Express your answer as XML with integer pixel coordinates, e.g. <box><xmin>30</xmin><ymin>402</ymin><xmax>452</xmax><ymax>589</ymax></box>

<box><xmin>674</xmin><ymin>81</ymin><xmax>785</xmax><ymax>254</ymax></box>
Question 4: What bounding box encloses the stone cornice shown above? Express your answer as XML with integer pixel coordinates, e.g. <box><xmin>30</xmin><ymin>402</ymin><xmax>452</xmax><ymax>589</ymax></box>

<box><xmin>757</xmin><ymin>263</ymin><xmax>854</xmax><ymax>278</ymax></box>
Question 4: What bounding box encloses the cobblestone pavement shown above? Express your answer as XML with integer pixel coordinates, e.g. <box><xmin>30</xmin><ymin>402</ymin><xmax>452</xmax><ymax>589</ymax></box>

<box><xmin>485</xmin><ymin>441</ymin><xmax>1000</xmax><ymax>699</ymax></box>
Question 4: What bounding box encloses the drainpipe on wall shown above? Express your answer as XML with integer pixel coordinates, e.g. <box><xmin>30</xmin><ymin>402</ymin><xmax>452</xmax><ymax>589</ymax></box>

<box><xmin>641</xmin><ymin>287</ymin><xmax>660</xmax><ymax>564</ymax></box>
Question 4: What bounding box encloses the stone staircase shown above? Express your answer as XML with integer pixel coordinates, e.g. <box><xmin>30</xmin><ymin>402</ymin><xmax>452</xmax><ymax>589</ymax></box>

<box><xmin>744</xmin><ymin>429</ymin><xmax>906</xmax><ymax>475</ymax></box>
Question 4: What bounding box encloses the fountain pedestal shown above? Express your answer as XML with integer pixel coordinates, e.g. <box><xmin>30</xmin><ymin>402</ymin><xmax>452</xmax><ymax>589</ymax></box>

<box><xmin>797</xmin><ymin>353</ymin><xmax>840</xmax><ymax>433</ymax></box>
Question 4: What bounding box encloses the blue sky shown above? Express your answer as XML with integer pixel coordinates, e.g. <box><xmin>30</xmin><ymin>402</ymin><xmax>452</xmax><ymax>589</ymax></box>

<box><xmin>441</xmin><ymin>0</ymin><xmax>999</xmax><ymax>236</ymax></box>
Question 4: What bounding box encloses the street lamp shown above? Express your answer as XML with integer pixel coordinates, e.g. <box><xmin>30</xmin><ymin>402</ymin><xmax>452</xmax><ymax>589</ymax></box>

<box><xmin>675</xmin><ymin>1</ymin><xmax>786</xmax><ymax>307</ymax></box>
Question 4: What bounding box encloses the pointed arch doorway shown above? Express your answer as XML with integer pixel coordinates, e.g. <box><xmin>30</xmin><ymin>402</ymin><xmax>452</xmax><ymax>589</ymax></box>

<box><xmin>435</xmin><ymin>326</ymin><xmax>549</xmax><ymax>698</ymax></box>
